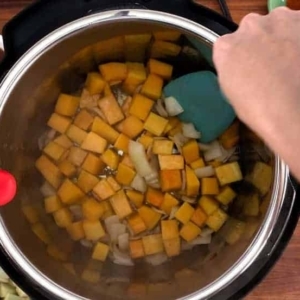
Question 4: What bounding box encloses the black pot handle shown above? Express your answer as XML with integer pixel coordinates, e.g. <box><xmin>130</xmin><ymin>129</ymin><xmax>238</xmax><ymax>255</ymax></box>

<box><xmin>2</xmin><ymin>0</ymin><xmax>237</xmax><ymax>65</ymax></box>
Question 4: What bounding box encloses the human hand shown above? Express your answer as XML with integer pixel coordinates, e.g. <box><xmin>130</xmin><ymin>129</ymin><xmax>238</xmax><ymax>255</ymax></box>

<box><xmin>213</xmin><ymin>8</ymin><xmax>300</xmax><ymax>178</ymax></box>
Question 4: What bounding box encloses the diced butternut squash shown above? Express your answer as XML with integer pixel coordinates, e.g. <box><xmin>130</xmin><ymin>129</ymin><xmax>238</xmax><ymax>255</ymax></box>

<box><xmin>206</xmin><ymin>208</ymin><xmax>228</xmax><ymax>232</ymax></box>
<box><xmin>32</xmin><ymin>223</ymin><xmax>51</xmax><ymax>244</ymax></box>
<box><xmin>161</xmin><ymin>220</ymin><xmax>179</xmax><ymax>240</ymax></box>
<box><xmin>82</xmin><ymin>197</ymin><xmax>104</xmax><ymax>221</ymax></box>
<box><xmin>82</xmin><ymin>153</ymin><xmax>105</xmax><ymax>175</ymax></box>
<box><xmin>91</xmin><ymin>116</ymin><xmax>119</xmax><ymax>143</ymax></box>
<box><xmin>66</xmin><ymin>125</ymin><xmax>87</xmax><ymax>145</ymax></box>
<box><xmin>115</xmin><ymin>163</ymin><xmax>136</xmax><ymax>186</ymax></box>
<box><xmin>83</xmin><ymin>220</ymin><xmax>106</xmax><ymax>241</ymax></box>
<box><xmin>130</xmin><ymin>239</ymin><xmax>145</xmax><ymax>258</ymax></box>
<box><xmin>35</xmin><ymin>155</ymin><xmax>63</xmax><ymax>189</ymax></box>
<box><xmin>54</xmin><ymin>134</ymin><xmax>73</xmax><ymax>149</ymax></box>
<box><xmin>22</xmin><ymin>205</ymin><xmax>39</xmax><ymax>224</ymax></box>
<box><xmin>121</xmin><ymin>96</ymin><xmax>133</xmax><ymax>117</ymax></box>
<box><xmin>138</xmin><ymin>134</ymin><xmax>154</xmax><ymax>149</ymax></box>
<box><xmin>81</xmin><ymin>269</ymin><xmax>100</xmax><ymax>283</ymax></box>
<box><xmin>160</xmin><ymin>193</ymin><xmax>179</xmax><ymax>215</ymax></box>
<box><xmin>158</xmin><ymin>155</ymin><xmax>184</xmax><ymax>170</ymax></box>
<box><xmin>138</xmin><ymin>206</ymin><xmax>161</xmax><ymax>230</ymax></box>
<box><xmin>243</xmin><ymin>194</ymin><xmax>260</xmax><ymax>217</ymax></box>
<box><xmin>126</xmin><ymin>190</ymin><xmax>144</xmax><ymax>208</ymax></box>
<box><xmin>47</xmin><ymin>113</ymin><xmax>71</xmax><ymax>134</ymax></box>
<box><xmin>208</xmin><ymin>160</ymin><xmax>223</xmax><ymax>168</ymax></box>
<box><xmin>58</xmin><ymin>160</ymin><xmax>77</xmax><ymax>177</ymax></box>
<box><xmin>110</xmin><ymin>190</ymin><xmax>133</xmax><ymax>219</ymax></box>
<box><xmin>128</xmin><ymin>213</ymin><xmax>147</xmax><ymax>235</ymax></box>
<box><xmin>191</xmin><ymin>207</ymin><xmax>207</xmax><ymax>227</ymax></box>
<box><xmin>80</xmin><ymin>89</ymin><xmax>99</xmax><ymax>109</ymax></box>
<box><xmin>92</xmin><ymin>242</ymin><xmax>109</xmax><ymax>261</ymax></box>
<box><xmin>100</xmin><ymin>201</ymin><xmax>114</xmax><ymax>220</ymax></box>
<box><xmin>122</xmin><ymin>64</ymin><xmax>147</xmax><ymax>94</ymax></box>
<box><xmin>198</xmin><ymin>196</ymin><xmax>219</xmax><ymax>216</ymax></box>
<box><xmin>160</xmin><ymin>170</ymin><xmax>182</xmax><ymax>192</ymax></box>
<box><xmin>144</xmin><ymin>113</ymin><xmax>168</xmax><ymax>136</ymax></box>
<box><xmin>125</xmin><ymin>34</ymin><xmax>151</xmax><ymax>61</ymax></box>
<box><xmin>153</xmin><ymin>139</ymin><xmax>174</xmax><ymax>155</ymax></box>
<box><xmin>74</xmin><ymin>109</ymin><xmax>94</xmax><ymax>130</ymax></box>
<box><xmin>175</xmin><ymin>202</ymin><xmax>195</xmax><ymax>224</ymax></box>
<box><xmin>53</xmin><ymin>208</ymin><xmax>73</xmax><ymax>228</ymax></box>
<box><xmin>182</xmin><ymin>140</ymin><xmax>200</xmax><ymax>164</ymax></box>
<box><xmin>180</xmin><ymin>222</ymin><xmax>201</xmax><ymax>242</ymax></box>
<box><xmin>215</xmin><ymin>162</ymin><xmax>243</xmax><ymax>186</ymax></box>
<box><xmin>222</xmin><ymin>218</ymin><xmax>246</xmax><ymax>245</ymax></box>
<box><xmin>101</xmin><ymin>149</ymin><xmax>119</xmax><ymax>170</ymax></box>
<box><xmin>99</xmin><ymin>62</ymin><xmax>127</xmax><ymax>82</ymax></box>
<box><xmin>44</xmin><ymin>195</ymin><xmax>62</xmax><ymax>214</ymax></box>
<box><xmin>98</xmin><ymin>95</ymin><xmax>124</xmax><ymax>125</ymax></box>
<box><xmin>57</xmin><ymin>179</ymin><xmax>85</xmax><ymax>205</ymax></box>
<box><xmin>219</xmin><ymin>121</ymin><xmax>240</xmax><ymax>149</ymax></box>
<box><xmin>246</xmin><ymin>161</ymin><xmax>272</xmax><ymax>196</ymax></box>
<box><xmin>117</xmin><ymin>115</ymin><xmax>144</xmax><ymax>139</ymax></box>
<box><xmin>150</xmin><ymin>41</ymin><xmax>181</xmax><ymax>58</ymax></box>
<box><xmin>142</xmin><ymin>234</ymin><xmax>164</xmax><ymax>255</ymax></box>
<box><xmin>85</xmin><ymin>72</ymin><xmax>105</xmax><ymax>95</ymax></box>
<box><xmin>77</xmin><ymin>170</ymin><xmax>99</xmax><ymax>193</ymax></box>
<box><xmin>67</xmin><ymin>147</ymin><xmax>87</xmax><ymax>166</ymax></box>
<box><xmin>163</xmin><ymin>237</ymin><xmax>180</xmax><ymax>257</ymax></box>
<box><xmin>201</xmin><ymin>177</ymin><xmax>219</xmax><ymax>195</ymax></box>
<box><xmin>114</xmin><ymin>133</ymin><xmax>130</xmax><ymax>153</ymax></box>
<box><xmin>146</xmin><ymin>187</ymin><xmax>164</xmax><ymax>207</ymax></box>
<box><xmin>81</xmin><ymin>132</ymin><xmax>107</xmax><ymax>154</ymax></box>
<box><xmin>55</xmin><ymin>94</ymin><xmax>80</xmax><ymax>117</ymax></box>
<box><xmin>186</xmin><ymin>166</ymin><xmax>200</xmax><ymax>197</ymax></box>
<box><xmin>216</xmin><ymin>186</ymin><xmax>237</xmax><ymax>205</ymax></box>
<box><xmin>104</xmin><ymin>82</ymin><xmax>113</xmax><ymax>96</ymax></box>
<box><xmin>141</xmin><ymin>74</ymin><xmax>163</xmax><ymax>100</ymax></box>
<box><xmin>190</xmin><ymin>158</ymin><xmax>205</xmax><ymax>169</ymax></box>
<box><xmin>129</xmin><ymin>94</ymin><xmax>154</xmax><ymax>121</ymax></box>
<box><xmin>106</xmin><ymin>176</ymin><xmax>121</xmax><ymax>192</ymax></box>
<box><xmin>47</xmin><ymin>244</ymin><xmax>68</xmax><ymax>261</ymax></box>
<box><xmin>43</xmin><ymin>141</ymin><xmax>66</xmax><ymax>162</ymax></box>
<box><xmin>67</xmin><ymin>221</ymin><xmax>85</xmax><ymax>241</ymax></box>
<box><xmin>93</xmin><ymin>179</ymin><xmax>115</xmax><ymax>200</ymax></box>
<box><xmin>121</xmin><ymin>155</ymin><xmax>135</xmax><ymax>169</ymax></box>
<box><xmin>148</xmin><ymin>59</ymin><xmax>173</xmax><ymax>80</ymax></box>
<box><xmin>153</xmin><ymin>31</ymin><xmax>181</xmax><ymax>41</ymax></box>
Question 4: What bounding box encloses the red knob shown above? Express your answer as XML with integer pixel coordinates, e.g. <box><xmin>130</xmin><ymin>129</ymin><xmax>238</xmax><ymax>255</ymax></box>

<box><xmin>0</xmin><ymin>170</ymin><xmax>17</xmax><ymax>206</ymax></box>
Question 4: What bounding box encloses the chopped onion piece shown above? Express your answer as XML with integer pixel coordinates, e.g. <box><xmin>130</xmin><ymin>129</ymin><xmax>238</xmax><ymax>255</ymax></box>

<box><xmin>69</xmin><ymin>205</ymin><xmax>83</xmax><ymax>221</ymax></box>
<box><xmin>105</xmin><ymin>215</ymin><xmax>120</xmax><ymax>228</ymax></box>
<box><xmin>152</xmin><ymin>207</ymin><xmax>167</xmax><ymax>216</ymax></box>
<box><xmin>229</xmin><ymin>155</ymin><xmax>240</xmax><ymax>162</ymax></box>
<box><xmin>80</xmin><ymin>89</ymin><xmax>99</xmax><ymax>108</ymax></box>
<box><xmin>169</xmin><ymin>206</ymin><xmax>179</xmax><ymax>220</ymax></box>
<box><xmin>181</xmin><ymin>241</ymin><xmax>195</xmax><ymax>251</ymax></box>
<box><xmin>80</xmin><ymin>239</ymin><xmax>94</xmax><ymax>248</ymax></box>
<box><xmin>190</xmin><ymin>235</ymin><xmax>212</xmax><ymax>245</ymax></box>
<box><xmin>107</xmin><ymin>223</ymin><xmax>126</xmax><ymax>242</ymax></box>
<box><xmin>203</xmin><ymin>141</ymin><xmax>223</xmax><ymax>161</ymax></box>
<box><xmin>200</xmin><ymin>228</ymin><xmax>214</xmax><ymax>237</ymax></box>
<box><xmin>165</xmin><ymin>96</ymin><xmax>184</xmax><ymax>116</ymax></box>
<box><xmin>40</xmin><ymin>181</ymin><xmax>56</xmax><ymax>197</ymax></box>
<box><xmin>194</xmin><ymin>166</ymin><xmax>215</xmax><ymax>178</ymax></box>
<box><xmin>182</xmin><ymin>123</ymin><xmax>201</xmax><ymax>139</ymax></box>
<box><xmin>155</xmin><ymin>98</ymin><xmax>169</xmax><ymax>117</ymax></box>
<box><xmin>171</xmin><ymin>133</ymin><xmax>189</xmax><ymax>153</ymax></box>
<box><xmin>131</xmin><ymin>174</ymin><xmax>147</xmax><ymax>193</ymax></box>
<box><xmin>198</xmin><ymin>142</ymin><xmax>213</xmax><ymax>151</ymax></box>
<box><xmin>118</xmin><ymin>233</ymin><xmax>130</xmax><ymax>252</ymax></box>
<box><xmin>217</xmin><ymin>146</ymin><xmax>237</xmax><ymax>163</ymax></box>
<box><xmin>181</xmin><ymin>196</ymin><xmax>197</xmax><ymax>204</ymax></box>
<box><xmin>112</xmin><ymin>245</ymin><xmax>134</xmax><ymax>266</ymax></box>
<box><xmin>145</xmin><ymin>253</ymin><xmax>168</xmax><ymax>266</ymax></box>
<box><xmin>0</xmin><ymin>268</ymin><xmax>9</xmax><ymax>283</ymax></box>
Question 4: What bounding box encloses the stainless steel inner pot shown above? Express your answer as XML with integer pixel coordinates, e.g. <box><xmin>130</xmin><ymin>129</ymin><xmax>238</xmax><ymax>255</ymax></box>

<box><xmin>0</xmin><ymin>9</ymin><xmax>294</xmax><ymax>300</ymax></box>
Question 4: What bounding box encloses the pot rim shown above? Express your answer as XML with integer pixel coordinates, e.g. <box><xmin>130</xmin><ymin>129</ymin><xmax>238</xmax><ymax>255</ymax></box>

<box><xmin>0</xmin><ymin>9</ymin><xmax>291</xmax><ymax>300</ymax></box>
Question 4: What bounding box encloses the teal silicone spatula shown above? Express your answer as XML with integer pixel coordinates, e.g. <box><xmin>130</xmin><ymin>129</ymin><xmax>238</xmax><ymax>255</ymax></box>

<box><xmin>163</xmin><ymin>71</ymin><xmax>236</xmax><ymax>143</ymax></box>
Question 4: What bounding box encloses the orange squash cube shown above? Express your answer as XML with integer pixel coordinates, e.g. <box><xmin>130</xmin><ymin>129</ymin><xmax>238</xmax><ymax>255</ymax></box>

<box><xmin>47</xmin><ymin>113</ymin><xmax>71</xmax><ymax>134</ymax></box>
<box><xmin>163</xmin><ymin>237</ymin><xmax>180</xmax><ymax>257</ymax></box>
<box><xmin>215</xmin><ymin>162</ymin><xmax>243</xmax><ymax>186</ymax></box>
<box><xmin>92</xmin><ymin>242</ymin><xmax>109</xmax><ymax>261</ymax></box>
<box><xmin>128</xmin><ymin>213</ymin><xmax>147</xmax><ymax>235</ymax></box>
<box><xmin>106</xmin><ymin>176</ymin><xmax>121</xmax><ymax>192</ymax></box>
<box><xmin>53</xmin><ymin>134</ymin><xmax>73</xmax><ymax>149</ymax></box>
<box><xmin>129</xmin><ymin>94</ymin><xmax>154</xmax><ymax>121</ymax></box>
<box><xmin>58</xmin><ymin>160</ymin><xmax>77</xmax><ymax>177</ymax></box>
<box><xmin>93</xmin><ymin>179</ymin><xmax>115</xmax><ymax>200</ymax></box>
<box><xmin>126</xmin><ymin>190</ymin><xmax>144</xmax><ymax>208</ymax></box>
<box><xmin>122</xmin><ymin>64</ymin><xmax>147</xmax><ymax>94</ymax></box>
<box><xmin>109</xmin><ymin>190</ymin><xmax>133</xmax><ymax>219</ymax></box>
<box><xmin>206</xmin><ymin>208</ymin><xmax>228</xmax><ymax>232</ymax></box>
<box><xmin>201</xmin><ymin>177</ymin><xmax>220</xmax><ymax>195</ymax></box>
<box><xmin>114</xmin><ymin>133</ymin><xmax>131</xmax><ymax>153</ymax></box>
<box><xmin>101</xmin><ymin>149</ymin><xmax>120</xmax><ymax>170</ymax></box>
<box><xmin>121</xmin><ymin>96</ymin><xmax>133</xmax><ymax>117</ymax></box>
<box><xmin>190</xmin><ymin>158</ymin><xmax>205</xmax><ymax>169</ymax></box>
<box><xmin>91</xmin><ymin>116</ymin><xmax>119</xmax><ymax>143</ymax></box>
<box><xmin>142</xmin><ymin>234</ymin><xmax>164</xmax><ymax>255</ymax></box>
<box><xmin>77</xmin><ymin>170</ymin><xmax>99</xmax><ymax>193</ymax></box>
<box><xmin>57</xmin><ymin>179</ymin><xmax>85</xmax><ymax>205</ymax></box>
<box><xmin>117</xmin><ymin>115</ymin><xmax>144</xmax><ymax>139</ymax></box>
<box><xmin>198</xmin><ymin>196</ymin><xmax>219</xmax><ymax>215</ymax></box>
<box><xmin>98</xmin><ymin>95</ymin><xmax>124</xmax><ymax>125</ymax></box>
<box><xmin>160</xmin><ymin>193</ymin><xmax>179</xmax><ymax>214</ymax></box>
<box><xmin>219</xmin><ymin>120</ymin><xmax>240</xmax><ymax>150</ymax></box>
<box><xmin>55</xmin><ymin>94</ymin><xmax>80</xmax><ymax>117</ymax></box>
<box><xmin>22</xmin><ymin>205</ymin><xmax>39</xmax><ymax>224</ymax></box>
<box><xmin>43</xmin><ymin>141</ymin><xmax>66</xmax><ymax>162</ymax></box>
<box><xmin>180</xmin><ymin>222</ymin><xmax>201</xmax><ymax>242</ymax></box>
<box><xmin>115</xmin><ymin>163</ymin><xmax>136</xmax><ymax>185</ymax></box>
<box><xmin>44</xmin><ymin>196</ymin><xmax>62</xmax><ymax>214</ymax></box>
<box><xmin>66</xmin><ymin>125</ymin><xmax>87</xmax><ymax>145</ymax></box>
<box><xmin>153</xmin><ymin>139</ymin><xmax>174</xmax><ymax>155</ymax></box>
<box><xmin>32</xmin><ymin>223</ymin><xmax>51</xmax><ymax>244</ymax></box>
<box><xmin>67</xmin><ymin>147</ymin><xmax>87</xmax><ymax>166</ymax></box>
<box><xmin>74</xmin><ymin>109</ymin><xmax>94</xmax><ymax>130</ymax></box>
<box><xmin>67</xmin><ymin>221</ymin><xmax>85</xmax><ymax>241</ymax></box>
<box><xmin>191</xmin><ymin>207</ymin><xmax>208</xmax><ymax>227</ymax></box>
<box><xmin>182</xmin><ymin>140</ymin><xmax>200</xmax><ymax>164</ymax></box>
<box><xmin>150</xmin><ymin>40</ymin><xmax>181</xmax><ymax>58</ymax></box>
<box><xmin>138</xmin><ymin>134</ymin><xmax>154</xmax><ymax>149</ymax></box>
<box><xmin>85</xmin><ymin>72</ymin><xmax>105</xmax><ymax>95</ymax></box>
<box><xmin>53</xmin><ymin>208</ymin><xmax>73</xmax><ymax>228</ymax></box>
<box><xmin>146</xmin><ymin>187</ymin><xmax>164</xmax><ymax>207</ymax></box>
<box><xmin>158</xmin><ymin>155</ymin><xmax>184</xmax><ymax>170</ymax></box>
<box><xmin>129</xmin><ymin>239</ymin><xmax>145</xmax><ymax>258</ymax></box>
<box><xmin>175</xmin><ymin>202</ymin><xmax>195</xmax><ymax>224</ymax></box>
<box><xmin>141</xmin><ymin>74</ymin><xmax>164</xmax><ymax>100</ymax></box>
<box><xmin>160</xmin><ymin>170</ymin><xmax>182</xmax><ymax>192</ymax></box>
<box><xmin>81</xmin><ymin>132</ymin><xmax>108</xmax><ymax>154</ymax></box>
<box><xmin>148</xmin><ymin>59</ymin><xmax>173</xmax><ymax>80</ymax></box>
<box><xmin>125</xmin><ymin>34</ymin><xmax>151</xmax><ymax>61</ymax></box>
<box><xmin>138</xmin><ymin>206</ymin><xmax>161</xmax><ymax>230</ymax></box>
<box><xmin>121</xmin><ymin>155</ymin><xmax>135</xmax><ymax>169</ymax></box>
<box><xmin>99</xmin><ymin>62</ymin><xmax>127</xmax><ymax>82</ymax></box>
<box><xmin>82</xmin><ymin>197</ymin><xmax>104</xmax><ymax>220</ymax></box>
<box><xmin>82</xmin><ymin>153</ymin><xmax>105</xmax><ymax>175</ymax></box>
<box><xmin>144</xmin><ymin>113</ymin><xmax>168</xmax><ymax>136</ymax></box>
<box><xmin>83</xmin><ymin>219</ymin><xmax>106</xmax><ymax>241</ymax></box>
<box><xmin>186</xmin><ymin>166</ymin><xmax>200</xmax><ymax>197</ymax></box>
<box><xmin>161</xmin><ymin>220</ymin><xmax>179</xmax><ymax>240</ymax></box>
<box><xmin>216</xmin><ymin>186</ymin><xmax>237</xmax><ymax>205</ymax></box>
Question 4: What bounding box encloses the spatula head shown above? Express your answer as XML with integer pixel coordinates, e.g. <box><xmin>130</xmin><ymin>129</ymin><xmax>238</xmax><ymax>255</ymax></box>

<box><xmin>163</xmin><ymin>71</ymin><xmax>236</xmax><ymax>143</ymax></box>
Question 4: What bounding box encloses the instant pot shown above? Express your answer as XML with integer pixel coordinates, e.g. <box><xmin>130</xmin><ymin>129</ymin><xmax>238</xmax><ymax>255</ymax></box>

<box><xmin>0</xmin><ymin>0</ymin><xmax>299</xmax><ymax>299</ymax></box>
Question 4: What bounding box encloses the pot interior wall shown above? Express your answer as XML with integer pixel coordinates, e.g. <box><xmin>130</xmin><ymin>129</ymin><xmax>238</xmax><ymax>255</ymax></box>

<box><xmin>0</xmin><ymin>18</ymin><xmax>273</xmax><ymax>300</ymax></box>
